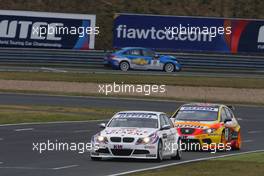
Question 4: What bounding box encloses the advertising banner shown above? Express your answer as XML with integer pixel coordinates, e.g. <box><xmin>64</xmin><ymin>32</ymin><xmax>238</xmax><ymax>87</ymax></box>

<box><xmin>113</xmin><ymin>13</ymin><xmax>264</xmax><ymax>54</ymax></box>
<box><xmin>0</xmin><ymin>10</ymin><xmax>97</xmax><ymax>49</ymax></box>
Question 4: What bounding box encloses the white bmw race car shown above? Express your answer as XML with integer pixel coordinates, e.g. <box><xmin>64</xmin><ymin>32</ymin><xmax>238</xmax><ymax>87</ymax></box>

<box><xmin>90</xmin><ymin>111</ymin><xmax>182</xmax><ymax>161</ymax></box>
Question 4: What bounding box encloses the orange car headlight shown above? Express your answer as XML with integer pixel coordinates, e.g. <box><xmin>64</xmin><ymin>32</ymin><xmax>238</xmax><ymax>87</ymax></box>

<box><xmin>203</xmin><ymin>128</ymin><xmax>216</xmax><ymax>134</ymax></box>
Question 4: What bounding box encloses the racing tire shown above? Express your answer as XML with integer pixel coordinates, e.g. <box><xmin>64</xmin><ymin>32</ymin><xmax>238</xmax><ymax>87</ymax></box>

<box><xmin>156</xmin><ymin>140</ymin><xmax>163</xmax><ymax>162</ymax></box>
<box><xmin>119</xmin><ymin>61</ymin><xmax>130</xmax><ymax>72</ymax></box>
<box><xmin>219</xmin><ymin>131</ymin><xmax>227</xmax><ymax>152</ymax></box>
<box><xmin>233</xmin><ymin>131</ymin><xmax>241</xmax><ymax>150</ymax></box>
<box><xmin>91</xmin><ymin>156</ymin><xmax>102</xmax><ymax>161</ymax></box>
<box><xmin>172</xmin><ymin>139</ymin><xmax>182</xmax><ymax>160</ymax></box>
<box><xmin>164</xmin><ymin>63</ymin><xmax>175</xmax><ymax>73</ymax></box>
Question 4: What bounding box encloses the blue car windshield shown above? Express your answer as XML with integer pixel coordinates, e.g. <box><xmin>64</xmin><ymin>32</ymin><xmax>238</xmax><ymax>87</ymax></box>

<box><xmin>142</xmin><ymin>49</ymin><xmax>155</xmax><ymax>57</ymax></box>
<box><xmin>119</xmin><ymin>48</ymin><xmax>156</xmax><ymax>57</ymax></box>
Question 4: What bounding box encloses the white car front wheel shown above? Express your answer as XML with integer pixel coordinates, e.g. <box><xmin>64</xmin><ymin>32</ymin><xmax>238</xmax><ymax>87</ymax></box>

<box><xmin>172</xmin><ymin>139</ymin><xmax>182</xmax><ymax>160</ymax></box>
<box><xmin>156</xmin><ymin>140</ymin><xmax>163</xmax><ymax>162</ymax></box>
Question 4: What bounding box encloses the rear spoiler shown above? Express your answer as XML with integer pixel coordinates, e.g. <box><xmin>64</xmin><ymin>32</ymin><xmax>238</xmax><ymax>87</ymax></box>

<box><xmin>227</xmin><ymin>105</ymin><xmax>235</xmax><ymax>111</ymax></box>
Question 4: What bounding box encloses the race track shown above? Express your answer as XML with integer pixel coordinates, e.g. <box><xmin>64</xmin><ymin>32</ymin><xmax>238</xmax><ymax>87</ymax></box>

<box><xmin>0</xmin><ymin>93</ymin><xmax>263</xmax><ymax>176</ymax></box>
<box><xmin>1</xmin><ymin>66</ymin><xmax>264</xmax><ymax>78</ymax></box>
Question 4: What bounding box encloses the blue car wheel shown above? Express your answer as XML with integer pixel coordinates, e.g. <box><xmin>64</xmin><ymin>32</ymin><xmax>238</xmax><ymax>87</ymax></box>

<box><xmin>119</xmin><ymin>61</ymin><xmax>130</xmax><ymax>71</ymax></box>
<box><xmin>164</xmin><ymin>63</ymin><xmax>175</xmax><ymax>72</ymax></box>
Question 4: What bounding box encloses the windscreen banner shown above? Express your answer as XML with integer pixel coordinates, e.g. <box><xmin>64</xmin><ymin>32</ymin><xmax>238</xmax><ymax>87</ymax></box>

<box><xmin>0</xmin><ymin>10</ymin><xmax>97</xmax><ymax>50</ymax></box>
<box><xmin>113</xmin><ymin>13</ymin><xmax>264</xmax><ymax>54</ymax></box>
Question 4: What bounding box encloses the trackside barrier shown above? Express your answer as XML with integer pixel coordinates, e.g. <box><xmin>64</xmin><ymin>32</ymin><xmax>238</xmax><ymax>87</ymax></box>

<box><xmin>0</xmin><ymin>48</ymin><xmax>263</xmax><ymax>73</ymax></box>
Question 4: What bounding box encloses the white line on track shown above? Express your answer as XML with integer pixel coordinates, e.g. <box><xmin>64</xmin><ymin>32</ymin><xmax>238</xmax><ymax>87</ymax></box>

<box><xmin>52</xmin><ymin>165</ymin><xmax>79</xmax><ymax>170</ymax></box>
<box><xmin>40</xmin><ymin>67</ymin><xmax>68</xmax><ymax>73</ymax></box>
<box><xmin>108</xmin><ymin>150</ymin><xmax>264</xmax><ymax>176</ymax></box>
<box><xmin>248</xmin><ymin>130</ymin><xmax>263</xmax><ymax>134</ymax></box>
<box><xmin>14</xmin><ymin>128</ymin><xmax>34</xmax><ymax>132</ymax></box>
<box><xmin>243</xmin><ymin>140</ymin><xmax>253</xmax><ymax>143</ymax></box>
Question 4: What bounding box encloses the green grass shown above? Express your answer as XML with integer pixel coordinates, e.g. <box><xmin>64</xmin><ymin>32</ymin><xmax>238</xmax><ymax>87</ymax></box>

<box><xmin>0</xmin><ymin>71</ymin><xmax>264</xmax><ymax>89</ymax></box>
<box><xmin>0</xmin><ymin>104</ymin><xmax>174</xmax><ymax>124</ymax></box>
<box><xmin>0</xmin><ymin>105</ymin><xmax>123</xmax><ymax>124</ymax></box>
<box><xmin>130</xmin><ymin>152</ymin><xmax>264</xmax><ymax>176</ymax></box>
<box><xmin>217</xmin><ymin>152</ymin><xmax>264</xmax><ymax>163</ymax></box>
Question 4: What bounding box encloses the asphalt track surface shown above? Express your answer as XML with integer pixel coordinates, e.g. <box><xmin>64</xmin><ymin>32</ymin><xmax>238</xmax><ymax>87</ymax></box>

<box><xmin>0</xmin><ymin>93</ymin><xmax>264</xmax><ymax>176</ymax></box>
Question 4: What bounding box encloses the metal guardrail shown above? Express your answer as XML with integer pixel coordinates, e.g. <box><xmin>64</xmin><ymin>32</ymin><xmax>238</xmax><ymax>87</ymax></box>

<box><xmin>0</xmin><ymin>48</ymin><xmax>263</xmax><ymax>73</ymax></box>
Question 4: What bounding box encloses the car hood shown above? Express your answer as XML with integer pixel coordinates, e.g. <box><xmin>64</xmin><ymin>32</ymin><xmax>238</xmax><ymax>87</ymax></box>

<box><xmin>174</xmin><ymin>120</ymin><xmax>220</xmax><ymax>129</ymax></box>
<box><xmin>100</xmin><ymin>127</ymin><xmax>158</xmax><ymax>137</ymax></box>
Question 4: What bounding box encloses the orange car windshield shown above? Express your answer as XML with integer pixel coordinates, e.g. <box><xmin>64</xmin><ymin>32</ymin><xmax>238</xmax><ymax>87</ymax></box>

<box><xmin>174</xmin><ymin>109</ymin><xmax>218</xmax><ymax>121</ymax></box>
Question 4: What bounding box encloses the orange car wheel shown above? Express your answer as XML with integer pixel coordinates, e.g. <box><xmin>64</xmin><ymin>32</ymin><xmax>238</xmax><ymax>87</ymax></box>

<box><xmin>220</xmin><ymin>131</ymin><xmax>227</xmax><ymax>151</ymax></box>
<box><xmin>233</xmin><ymin>131</ymin><xmax>241</xmax><ymax>150</ymax></box>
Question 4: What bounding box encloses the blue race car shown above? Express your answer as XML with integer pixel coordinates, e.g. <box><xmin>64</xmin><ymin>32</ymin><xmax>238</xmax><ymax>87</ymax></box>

<box><xmin>104</xmin><ymin>47</ymin><xmax>182</xmax><ymax>72</ymax></box>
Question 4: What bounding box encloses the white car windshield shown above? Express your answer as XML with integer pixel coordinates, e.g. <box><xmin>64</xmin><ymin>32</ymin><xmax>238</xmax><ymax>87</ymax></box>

<box><xmin>108</xmin><ymin>118</ymin><xmax>158</xmax><ymax>128</ymax></box>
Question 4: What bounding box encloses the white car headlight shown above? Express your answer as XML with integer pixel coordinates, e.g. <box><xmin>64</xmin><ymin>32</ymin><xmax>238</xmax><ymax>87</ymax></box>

<box><xmin>96</xmin><ymin>135</ymin><xmax>108</xmax><ymax>143</ymax></box>
<box><xmin>136</xmin><ymin>133</ymin><xmax>158</xmax><ymax>145</ymax></box>
<box><xmin>143</xmin><ymin>137</ymin><xmax>150</xmax><ymax>143</ymax></box>
<box><xmin>97</xmin><ymin>136</ymin><xmax>105</xmax><ymax>142</ymax></box>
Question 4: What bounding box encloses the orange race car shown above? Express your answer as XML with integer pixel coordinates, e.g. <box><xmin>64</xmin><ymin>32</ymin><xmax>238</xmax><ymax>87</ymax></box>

<box><xmin>171</xmin><ymin>103</ymin><xmax>241</xmax><ymax>152</ymax></box>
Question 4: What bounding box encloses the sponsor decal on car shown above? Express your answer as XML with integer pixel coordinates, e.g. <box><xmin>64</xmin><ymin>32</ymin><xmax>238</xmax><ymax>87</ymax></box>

<box><xmin>131</xmin><ymin>58</ymin><xmax>148</xmax><ymax>65</ymax></box>
<box><xmin>180</xmin><ymin>107</ymin><xmax>219</xmax><ymax>112</ymax></box>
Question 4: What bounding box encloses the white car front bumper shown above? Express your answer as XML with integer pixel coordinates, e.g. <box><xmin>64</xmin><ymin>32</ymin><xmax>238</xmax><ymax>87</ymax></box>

<box><xmin>90</xmin><ymin>142</ymin><xmax>158</xmax><ymax>159</ymax></box>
